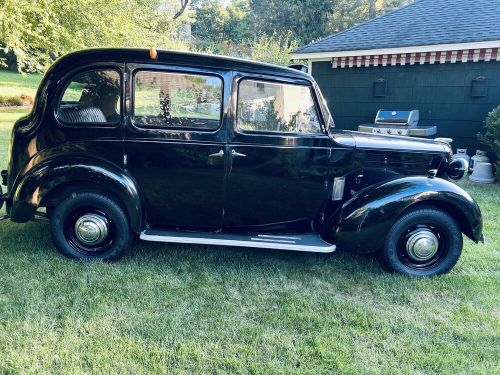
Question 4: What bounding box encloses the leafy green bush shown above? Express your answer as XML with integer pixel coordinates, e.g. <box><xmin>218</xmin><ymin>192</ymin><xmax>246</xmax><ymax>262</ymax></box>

<box><xmin>478</xmin><ymin>105</ymin><xmax>500</xmax><ymax>178</ymax></box>
<box><xmin>0</xmin><ymin>95</ymin><xmax>23</xmax><ymax>106</ymax></box>
<box><xmin>251</xmin><ymin>32</ymin><xmax>298</xmax><ymax>66</ymax></box>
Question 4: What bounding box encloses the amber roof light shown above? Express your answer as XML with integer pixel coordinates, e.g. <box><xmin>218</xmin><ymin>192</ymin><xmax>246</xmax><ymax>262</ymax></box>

<box><xmin>149</xmin><ymin>48</ymin><xmax>158</xmax><ymax>60</ymax></box>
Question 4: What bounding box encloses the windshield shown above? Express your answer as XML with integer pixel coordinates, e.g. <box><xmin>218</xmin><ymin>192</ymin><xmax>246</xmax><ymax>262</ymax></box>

<box><xmin>314</xmin><ymin>83</ymin><xmax>334</xmax><ymax>130</ymax></box>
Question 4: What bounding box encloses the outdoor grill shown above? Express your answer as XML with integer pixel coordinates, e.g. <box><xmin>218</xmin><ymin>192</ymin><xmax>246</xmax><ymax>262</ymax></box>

<box><xmin>358</xmin><ymin>110</ymin><xmax>437</xmax><ymax>137</ymax></box>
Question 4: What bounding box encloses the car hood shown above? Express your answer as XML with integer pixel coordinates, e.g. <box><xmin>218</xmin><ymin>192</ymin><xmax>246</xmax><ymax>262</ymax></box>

<box><xmin>334</xmin><ymin>130</ymin><xmax>449</xmax><ymax>153</ymax></box>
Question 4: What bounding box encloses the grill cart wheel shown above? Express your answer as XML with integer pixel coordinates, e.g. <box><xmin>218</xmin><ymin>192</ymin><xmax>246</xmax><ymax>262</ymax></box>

<box><xmin>50</xmin><ymin>191</ymin><xmax>133</xmax><ymax>261</ymax></box>
<box><xmin>379</xmin><ymin>207</ymin><xmax>463</xmax><ymax>276</ymax></box>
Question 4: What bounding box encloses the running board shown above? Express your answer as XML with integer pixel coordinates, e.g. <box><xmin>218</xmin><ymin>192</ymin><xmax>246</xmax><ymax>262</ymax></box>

<box><xmin>140</xmin><ymin>230</ymin><xmax>336</xmax><ymax>253</ymax></box>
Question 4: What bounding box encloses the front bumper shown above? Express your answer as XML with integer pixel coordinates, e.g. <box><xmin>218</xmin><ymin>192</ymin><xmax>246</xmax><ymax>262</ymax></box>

<box><xmin>0</xmin><ymin>182</ymin><xmax>12</xmax><ymax>222</ymax></box>
<box><xmin>0</xmin><ymin>189</ymin><xmax>9</xmax><ymax>222</ymax></box>
<box><xmin>1</xmin><ymin>170</ymin><xmax>7</xmax><ymax>212</ymax></box>
<box><xmin>0</xmin><ymin>184</ymin><xmax>11</xmax><ymax>213</ymax></box>
<box><xmin>0</xmin><ymin>185</ymin><xmax>4</xmax><ymax>211</ymax></box>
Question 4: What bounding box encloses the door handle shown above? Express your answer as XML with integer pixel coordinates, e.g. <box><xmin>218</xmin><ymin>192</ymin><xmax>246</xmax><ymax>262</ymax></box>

<box><xmin>208</xmin><ymin>150</ymin><xmax>225</xmax><ymax>158</ymax></box>
<box><xmin>231</xmin><ymin>150</ymin><xmax>246</xmax><ymax>158</ymax></box>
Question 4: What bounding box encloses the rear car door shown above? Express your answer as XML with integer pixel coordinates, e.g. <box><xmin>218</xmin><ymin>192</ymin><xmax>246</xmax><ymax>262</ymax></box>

<box><xmin>52</xmin><ymin>65</ymin><xmax>125</xmax><ymax>169</ymax></box>
<box><xmin>124</xmin><ymin>64</ymin><xmax>230</xmax><ymax>230</ymax></box>
<box><xmin>224</xmin><ymin>74</ymin><xmax>332</xmax><ymax>231</ymax></box>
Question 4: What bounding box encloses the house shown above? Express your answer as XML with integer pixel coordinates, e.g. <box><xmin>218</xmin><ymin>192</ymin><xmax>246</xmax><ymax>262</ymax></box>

<box><xmin>291</xmin><ymin>0</ymin><xmax>500</xmax><ymax>151</ymax></box>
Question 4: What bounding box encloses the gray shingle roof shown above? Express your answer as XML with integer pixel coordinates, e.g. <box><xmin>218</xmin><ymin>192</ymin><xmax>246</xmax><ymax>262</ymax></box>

<box><xmin>293</xmin><ymin>0</ymin><xmax>500</xmax><ymax>54</ymax></box>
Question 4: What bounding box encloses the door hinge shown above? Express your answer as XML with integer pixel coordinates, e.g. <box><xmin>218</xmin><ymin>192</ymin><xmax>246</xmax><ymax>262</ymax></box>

<box><xmin>123</xmin><ymin>154</ymin><xmax>128</xmax><ymax>166</ymax></box>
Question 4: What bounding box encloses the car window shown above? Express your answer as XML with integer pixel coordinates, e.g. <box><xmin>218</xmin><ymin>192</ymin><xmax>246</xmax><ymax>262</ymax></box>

<box><xmin>237</xmin><ymin>80</ymin><xmax>322</xmax><ymax>134</ymax></box>
<box><xmin>57</xmin><ymin>69</ymin><xmax>121</xmax><ymax>125</ymax></box>
<box><xmin>133</xmin><ymin>71</ymin><xmax>222</xmax><ymax>130</ymax></box>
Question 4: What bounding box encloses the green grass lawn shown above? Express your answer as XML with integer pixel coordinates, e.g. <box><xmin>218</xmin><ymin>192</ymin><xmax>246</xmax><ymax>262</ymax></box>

<box><xmin>0</xmin><ymin>70</ymin><xmax>42</xmax><ymax>98</ymax></box>
<box><xmin>0</xmin><ymin>79</ymin><xmax>499</xmax><ymax>373</ymax></box>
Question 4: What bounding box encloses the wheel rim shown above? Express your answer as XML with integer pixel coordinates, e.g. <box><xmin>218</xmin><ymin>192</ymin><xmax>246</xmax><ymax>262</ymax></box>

<box><xmin>406</xmin><ymin>229</ymin><xmax>439</xmax><ymax>261</ymax></box>
<box><xmin>397</xmin><ymin>224</ymin><xmax>448</xmax><ymax>270</ymax></box>
<box><xmin>74</xmin><ymin>214</ymin><xmax>109</xmax><ymax>246</ymax></box>
<box><xmin>64</xmin><ymin>208</ymin><xmax>115</xmax><ymax>255</ymax></box>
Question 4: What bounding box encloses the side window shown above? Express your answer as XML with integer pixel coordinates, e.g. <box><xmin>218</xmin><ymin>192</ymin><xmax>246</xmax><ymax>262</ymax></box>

<box><xmin>237</xmin><ymin>80</ymin><xmax>322</xmax><ymax>134</ymax></box>
<box><xmin>133</xmin><ymin>71</ymin><xmax>223</xmax><ymax>130</ymax></box>
<box><xmin>57</xmin><ymin>69</ymin><xmax>121</xmax><ymax>125</ymax></box>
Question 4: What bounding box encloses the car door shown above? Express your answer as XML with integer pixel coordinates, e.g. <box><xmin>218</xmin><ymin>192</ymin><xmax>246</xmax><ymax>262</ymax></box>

<box><xmin>124</xmin><ymin>64</ymin><xmax>230</xmax><ymax>230</ymax></box>
<box><xmin>51</xmin><ymin>65</ymin><xmax>125</xmax><ymax>169</ymax></box>
<box><xmin>224</xmin><ymin>74</ymin><xmax>332</xmax><ymax>231</ymax></box>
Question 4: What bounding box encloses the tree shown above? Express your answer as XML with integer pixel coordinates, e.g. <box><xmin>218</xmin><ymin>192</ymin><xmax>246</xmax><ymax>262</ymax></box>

<box><xmin>247</xmin><ymin>0</ymin><xmax>335</xmax><ymax>45</ymax></box>
<box><xmin>0</xmin><ymin>0</ymin><xmax>193</xmax><ymax>72</ymax></box>
<box><xmin>369</xmin><ymin>0</ymin><xmax>376</xmax><ymax>18</ymax></box>
<box><xmin>251</xmin><ymin>32</ymin><xmax>298</xmax><ymax>66</ymax></box>
<box><xmin>328</xmin><ymin>0</ymin><xmax>413</xmax><ymax>34</ymax></box>
<box><xmin>0</xmin><ymin>0</ymin><xmax>416</xmax><ymax>72</ymax></box>
<box><xmin>245</xmin><ymin>0</ymin><xmax>413</xmax><ymax>47</ymax></box>
<box><xmin>192</xmin><ymin>0</ymin><xmax>229</xmax><ymax>44</ymax></box>
<box><xmin>192</xmin><ymin>0</ymin><xmax>250</xmax><ymax>44</ymax></box>
<box><xmin>174</xmin><ymin>0</ymin><xmax>191</xmax><ymax>19</ymax></box>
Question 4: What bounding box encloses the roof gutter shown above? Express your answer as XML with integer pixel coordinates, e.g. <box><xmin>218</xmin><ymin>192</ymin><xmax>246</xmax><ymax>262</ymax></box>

<box><xmin>290</xmin><ymin>40</ymin><xmax>500</xmax><ymax>60</ymax></box>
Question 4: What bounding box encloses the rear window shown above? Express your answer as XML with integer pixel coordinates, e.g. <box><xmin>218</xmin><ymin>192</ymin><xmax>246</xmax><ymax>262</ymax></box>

<box><xmin>133</xmin><ymin>70</ymin><xmax>223</xmax><ymax>130</ymax></box>
<box><xmin>57</xmin><ymin>69</ymin><xmax>121</xmax><ymax>125</ymax></box>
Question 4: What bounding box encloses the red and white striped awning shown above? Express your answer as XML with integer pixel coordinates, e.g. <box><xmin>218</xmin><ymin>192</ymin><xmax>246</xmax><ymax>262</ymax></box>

<box><xmin>331</xmin><ymin>48</ymin><xmax>499</xmax><ymax>68</ymax></box>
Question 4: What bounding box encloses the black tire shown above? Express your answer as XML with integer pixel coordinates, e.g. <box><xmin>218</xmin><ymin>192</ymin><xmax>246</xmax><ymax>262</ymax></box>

<box><xmin>50</xmin><ymin>191</ymin><xmax>133</xmax><ymax>261</ymax></box>
<box><xmin>379</xmin><ymin>208</ymin><xmax>463</xmax><ymax>276</ymax></box>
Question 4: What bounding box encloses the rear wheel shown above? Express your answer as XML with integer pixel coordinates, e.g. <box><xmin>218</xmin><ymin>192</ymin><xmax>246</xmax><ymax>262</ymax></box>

<box><xmin>380</xmin><ymin>208</ymin><xmax>463</xmax><ymax>276</ymax></box>
<box><xmin>50</xmin><ymin>192</ymin><xmax>133</xmax><ymax>261</ymax></box>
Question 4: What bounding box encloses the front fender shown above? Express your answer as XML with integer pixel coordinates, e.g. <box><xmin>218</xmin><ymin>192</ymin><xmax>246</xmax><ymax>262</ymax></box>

<box><xmin>10</xmin><ymin>157</ymin><xmax>143</xmax><ymax>233</ymax></box>
<box><xmin>334</xmin><ymin>177</ymin><xmax>482</xmax><ymax>253</ymax></box>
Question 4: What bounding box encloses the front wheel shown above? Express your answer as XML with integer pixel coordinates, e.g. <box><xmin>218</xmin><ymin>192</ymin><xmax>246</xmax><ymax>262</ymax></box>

<box><xmin>50</xmin><ymin>191</ymin><xmax>133</xmax><ymax>261</ymax></box>
<box><xmin>380</xmin><ymin>208</ymin><xmax>463</xmax><ymax>276</ymax></box>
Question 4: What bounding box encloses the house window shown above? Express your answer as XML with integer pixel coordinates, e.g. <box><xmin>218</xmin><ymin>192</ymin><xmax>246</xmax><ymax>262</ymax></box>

<box><xmin>133</xmin><ymin>70</ymin><xmax>223</xmax><ymax>130</ymax></box>
<box><xmin>57</xmin><ymin>69</ymin><xmax>121</xmax><ymax>125</ymax></box>
<box><xmin>237</xmin><ymin>80</ymin><xmax>321</xmax><ymax>134</ymax></box>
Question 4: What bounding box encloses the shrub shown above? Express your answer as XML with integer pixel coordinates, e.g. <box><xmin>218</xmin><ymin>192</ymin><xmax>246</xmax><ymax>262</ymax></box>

<box><xmin>0</xmin><ymin>95</ymin><xmax>23</xmax><ymax>106</ymax></box>
<box><xmin>251</xmin><ymin>31</ymin><xmax>298</xmax><ymax>66</ymax></box>
<box><xmin>0</xmin><ymin>93</ymin><xmax>32</xmax><ymax>107</ymax></box>
<box><xmin>478</xmin><ymin>105</ymin><xmax>500</xmax><ymax>178</ymax></box>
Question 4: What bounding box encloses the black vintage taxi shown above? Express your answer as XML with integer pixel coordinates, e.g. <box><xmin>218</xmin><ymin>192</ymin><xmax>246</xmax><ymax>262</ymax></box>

<box><xmin>0</xmin><ymin>48</ymin><xmax>481</xmax><ymax>276</ymax></box>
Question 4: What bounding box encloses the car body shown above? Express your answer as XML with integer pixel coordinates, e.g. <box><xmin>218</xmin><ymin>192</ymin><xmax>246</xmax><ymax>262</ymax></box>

<box><xmin>0</xmin><ymin>48</ymin><xmax>482</xmax><ymax>275</ymax></box>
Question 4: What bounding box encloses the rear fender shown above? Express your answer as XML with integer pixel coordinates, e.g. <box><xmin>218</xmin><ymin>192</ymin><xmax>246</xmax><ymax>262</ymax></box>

<box><xmin>10</xmin><ymin>157</ymin><xmax>144</xmax><ymax>233</ymax></box>
<box><xmin>332</xmin><ymin>177</ymin><xmax>482</xmax><ymax>253</ymax></box>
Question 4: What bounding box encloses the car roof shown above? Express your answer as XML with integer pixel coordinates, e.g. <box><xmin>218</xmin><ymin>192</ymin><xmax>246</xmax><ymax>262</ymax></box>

<box><xmin>51</xmin><ymin>48</ymin><xmax>312</xmax><ymax>81</ymax></box>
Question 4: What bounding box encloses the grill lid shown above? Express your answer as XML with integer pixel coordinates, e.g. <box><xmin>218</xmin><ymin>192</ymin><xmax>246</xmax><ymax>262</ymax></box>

<box><xmin>375</xmin><ymin>110</ymin><xmax>419</xmax><ymax>128</ymax></box>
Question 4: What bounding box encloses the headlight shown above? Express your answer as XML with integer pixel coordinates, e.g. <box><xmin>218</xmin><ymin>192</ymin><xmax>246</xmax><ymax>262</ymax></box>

<box><xmin>447</xmin><ymin>158</ymin><xmax>468</xmax><ymax>180</ymax></box>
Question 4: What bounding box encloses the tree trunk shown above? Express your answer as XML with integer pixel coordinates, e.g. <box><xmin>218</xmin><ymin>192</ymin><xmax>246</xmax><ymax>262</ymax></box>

<box><xmin>173</xmin><ymin>0</ymin><xmax>190</xmax><ymax>20</ymax></box>
<box><xmin>369</xmin><ymin>0</ymin><xmax>376</xmax><ymax>18</ymax></box>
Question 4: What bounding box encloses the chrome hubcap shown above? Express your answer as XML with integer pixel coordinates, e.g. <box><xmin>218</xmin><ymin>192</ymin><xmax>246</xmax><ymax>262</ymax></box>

<box><xmin>74</xmin><ymin>214</ymin><xmax>109</xmax><ymax>246</ymax></box>
<box><xmin>406</xmin><ymin>229</ymin><xmax>439</xmax><ymax>261</ymax></box>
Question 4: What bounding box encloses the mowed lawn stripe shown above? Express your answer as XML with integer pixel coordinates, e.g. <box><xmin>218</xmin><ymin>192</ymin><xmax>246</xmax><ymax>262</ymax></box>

<box><xmin>0</xmin><ymin>74</ymin><xmax>499</xmax><ymax>374</ymax></box>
